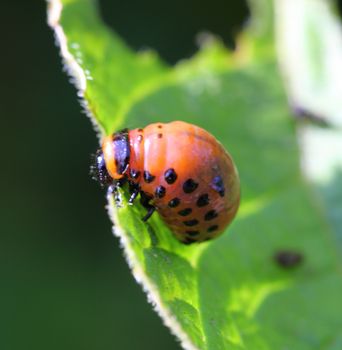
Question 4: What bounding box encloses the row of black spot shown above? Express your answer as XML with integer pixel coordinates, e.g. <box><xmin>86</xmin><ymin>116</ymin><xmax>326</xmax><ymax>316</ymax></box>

<box><xmin>156</xmin><ymin>124</ymin><xmax>163</xmax><ymax>140</ymax></box>
<box><xmin>168</xmin><ymin>194</ymin><xmax>209</xmax><ymax>209</ymax></box>
<box><xmin>136</xmin><ymin>169</ymin><xmax>178</xmax><ymax>187</ymax></box>
<box><xmin>161</xmin><ymin>174</ymin><xmax>218</xmax><ymax>226</ymax></box>
<box><xmin>182</xmin><ymin>209</ymin><xmax>218</xmax><ymax>226</ymax></box>
<box><xmin>130</xmin><ymin>164</ymin><xmax>220</xmax><ymax>231</ymax></box>
<box><xmin>143</xmin><ymin>168</ymin><xmax>178</xmax><ymax>185</ymax></box>
<box><xmin>137</xmin><ymin>125</ymin><xmax>163</xmax><ymax>141</ymax></box>
<box><xmin>185</xmin><ymin>225</ymin><xmax>219</xmax><ymax>236</ymax></box>
<box><xmin>143</xmin><ymin>169</ymin><xmax>200</xmax><ymax>194</ymax></box>
<box><xmin>182</xmin><ymin>224</ymin><xmax>219</xmax><ymax>244</ymax></box>
<box><xmin>172</xmin><ymin>202</ymin><xmax>219</xmax><ymax>226</ymax></box>
<box><xmin>140</xmin><ymin>168</ymin><xmax>203</xmax><ymax>204</ymax></box>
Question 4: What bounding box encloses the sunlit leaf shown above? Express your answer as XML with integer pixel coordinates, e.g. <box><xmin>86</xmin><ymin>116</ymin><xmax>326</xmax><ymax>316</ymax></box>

<box><xmin>48</xmin><ymin>0</ymin><xmax>342</xmax><ymax>348</ymax></box>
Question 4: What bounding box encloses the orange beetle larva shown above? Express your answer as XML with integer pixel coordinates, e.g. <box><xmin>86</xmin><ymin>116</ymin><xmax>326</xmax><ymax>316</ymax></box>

<box><xmin>91</xmin><ymin>121</ymin><xmax>240</xmax><ymax>244</ymax></box>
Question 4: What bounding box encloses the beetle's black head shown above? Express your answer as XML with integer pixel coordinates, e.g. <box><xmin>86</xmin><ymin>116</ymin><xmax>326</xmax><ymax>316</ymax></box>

<box><xmin>90</xmin><ymin>129</ymin><xmax>130</xmax><ymax>188</ymax></box>
<box><xmin>90</xmin><ymin>149</ymin><xmax>113</xmax><ymax>188</ymax></box>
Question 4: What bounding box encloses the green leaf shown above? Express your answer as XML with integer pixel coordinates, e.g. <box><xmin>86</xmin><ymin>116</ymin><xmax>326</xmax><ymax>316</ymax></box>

<box><xmin>48</xmin><ymin>0</ymin><xmax>342</xmax><ymax>349</ymax></box>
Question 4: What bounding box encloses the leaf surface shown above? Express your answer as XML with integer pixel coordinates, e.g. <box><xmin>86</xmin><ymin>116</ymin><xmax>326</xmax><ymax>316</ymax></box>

<box><xmin>48</xmin><ymin>0</ymin><xmax>342</xmax><ymax>348</ymax></box>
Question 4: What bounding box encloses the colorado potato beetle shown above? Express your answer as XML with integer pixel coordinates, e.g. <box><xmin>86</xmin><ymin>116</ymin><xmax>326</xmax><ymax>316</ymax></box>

<box><xmin>91</xmin><ymin>121</ymin><xmax>240</xmax><ymax>244</ymax></box>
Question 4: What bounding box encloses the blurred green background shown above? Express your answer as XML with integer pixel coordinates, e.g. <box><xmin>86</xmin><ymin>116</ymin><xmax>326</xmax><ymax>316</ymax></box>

<box><xmin>1</xmin><ymin>1</ymin><xmax>341</xmax><ymax>349</ymax></box>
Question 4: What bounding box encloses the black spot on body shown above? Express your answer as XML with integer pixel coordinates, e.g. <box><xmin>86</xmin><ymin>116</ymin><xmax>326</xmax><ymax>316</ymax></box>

<box><xmin>207</xmin><ymin>225</ymin><xmax>219</xmax><ymax>232</ymax></box>
<box><xmin>211</xmin><ymin>175</ymin><xmax>225</xmax><ymax>197</ymax></box>
<box><xmin>183</xmin><ymin>179</ymin><xmax>198</xmax><ymax>193</ymax></box>
<box><xmin>275</xmin><ymin>250</ymin><xmax>303</xmax><ymax>268</ymax></box>
<box><xmin>155</xmin><ymin>185</ymin><xmax>166</xmax><ymax>198</ymax></box>
<box><xmin>178</xmin><ymin>208</ymin><xmax>192</xmax><ymax>216</ymax></box>
<box><xmin>164</xmin><ymin>168</ymin><xmax>177</xmax><ymax>184</ymax></box>
<box><xmin>130</xmin><ymin>169</ymin><xmax>140</xmax><ymax>179</ymax></box>
<box><xmin>183</xmin><ymin>219</ymin><xmax>199</xmax><ymax>227</ymax></box>
<box><xmin>186</xmin><ymin>230</ymin><xmax>200</xmax><ymax>236</ymax></box>
<box><xmin>158</xmin><ymin>124</ymin><xmax>163</xmax><ymax>129</ymax></box>
<box><xmin>144</xmin><ymin>171</ymin><xmax>155</xmax><ymax>183</ymax></box>
<box><xmin>158</xmin><ymin>133</ymin><xmax>163</xmax><ymax>139</ymax></box>
<box><xmin>138</xmin><ymin>128</ymin><xmax>143</xmax><ymax>132</ymax></box>
<box><xmin>197</xmin><ymin>193</ymin><xmax>209</xmax><ymax>207</ymax></box>
<box><xmin>168</xmin><ymin>198</ymin><xmax>180</xmax><ymax>208</ymax></box>
<box><xmin>204</xmin><ymin>210</ymin><xmax>218</xmax><ymax>221</ymax></box>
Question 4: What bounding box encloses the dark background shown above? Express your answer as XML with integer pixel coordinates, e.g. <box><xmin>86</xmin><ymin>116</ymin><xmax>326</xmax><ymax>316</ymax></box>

<box><xmin>1</xmin><ymin>1</ymin><xmax>340</xmax><ymax>349</ymax></box>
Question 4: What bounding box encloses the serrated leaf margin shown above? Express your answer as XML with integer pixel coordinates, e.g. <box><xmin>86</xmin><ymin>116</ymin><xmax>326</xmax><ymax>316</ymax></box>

<box><xmin>47</xmin><ymin>1</ymin><xmax>199</xmax><ymax>349</ymax></box>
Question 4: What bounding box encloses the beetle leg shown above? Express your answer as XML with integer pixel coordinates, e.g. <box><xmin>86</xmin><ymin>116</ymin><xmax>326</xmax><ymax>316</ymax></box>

<box><xmin>107</xmin><ymin>184</ymin><xmax>121</xmax><ymax>206</ymax></box>
<box><xmin>142</xmin><ymin>207</ymin><xmax>156</xmax><ymax>222</ymax></box>
<box><xmin>140</xmin><ymin>191</ymin><xmax>156</xmax><ymax>221</ymax></box>
<box><xmin>129</xmin><ymin>189</ymin><xmax>140</xmax><ymax>205</ymax></box>
<box><xmin>128</xmin><ymin>181</ymin><xmax>140</xmax><ymax>205</ymax></box>
<box><xmin>107</xmin><ymin>179</ymin><xmax>126</xmax><ymax>206</ymax></box>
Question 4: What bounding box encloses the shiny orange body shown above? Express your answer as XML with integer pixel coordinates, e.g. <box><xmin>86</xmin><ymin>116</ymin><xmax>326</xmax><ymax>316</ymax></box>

<box><xmin>102</xmin><ymin>121</ymin><xmax>240</xmax><ymax>243</ymax></box>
